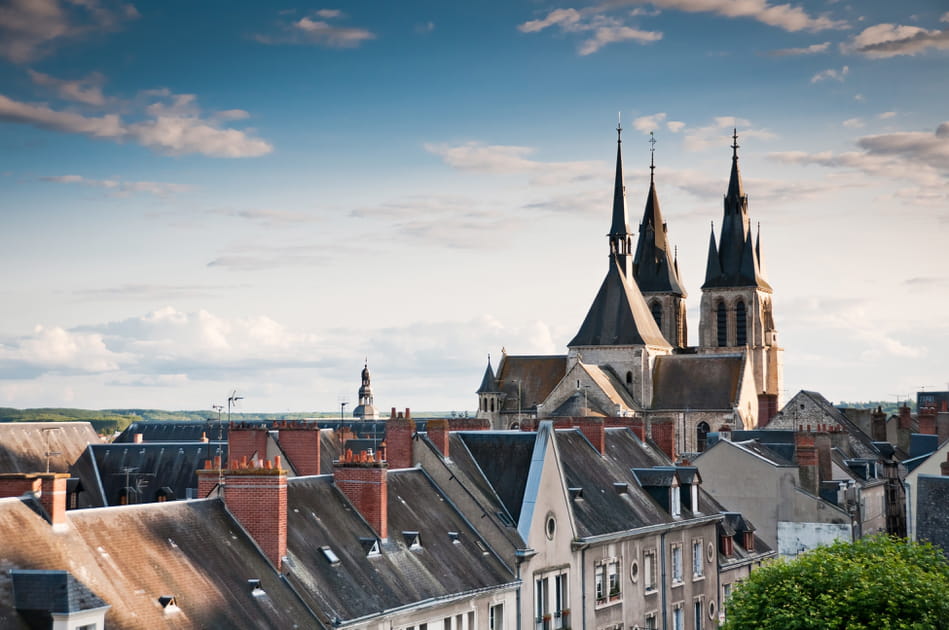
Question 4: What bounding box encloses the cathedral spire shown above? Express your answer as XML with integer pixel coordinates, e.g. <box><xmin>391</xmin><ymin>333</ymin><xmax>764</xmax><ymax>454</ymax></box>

<box><xmin>476</xmin><ymin>354</ymin><xmax>500</xmax><ymax>394</ymax></box>
<box><xmin>702</xmin><ymin>130</ymin><xmax>770</xmax><ymax>290</ymax></box>
<box><xmin>632</xmin><ymin>133</ymin><xmax>686</xmax><ymax>296</ymax></box>
<box><xmin>704</xmin><ymin>222</ymin><xmax>721</xmax><ymax>285</ymax></box>
<box><xmin>608</xmin><ymin>122</ymin><xmax>633</xmax><ymax>278</ymax></box>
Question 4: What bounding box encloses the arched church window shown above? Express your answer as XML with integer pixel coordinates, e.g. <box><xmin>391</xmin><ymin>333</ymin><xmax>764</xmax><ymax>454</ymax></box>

<box><xmin>490</xmin><ymin>398</ymin><xmax>494</xmax><ymax>412</ymax></box>
<box><xmin>626</xmin><ymin>371</ymin><xmax>633</xmax><ymax>385</ymax></box>
<box><xmin>696</xmin><ymin>421</ymin><xmax>710</xmax><ymax>452</ymax></box>
<box><xmin>650</xmin><ymin>300</ymin><xmax>662</xmax><ymax>329</ymax></box>
<box><xmin>716</xmin><ymin>301</ymin><xmax>727</xmax><ymax>347</ymax></box>
<box><xmin>736</xmin><ymin>301</ymin><xmax>747</xmax><ymax>346</ymax></box>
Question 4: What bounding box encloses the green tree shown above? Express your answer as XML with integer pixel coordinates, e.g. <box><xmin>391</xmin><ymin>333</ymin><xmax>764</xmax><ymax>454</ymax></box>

<box><xmin>723</xmin><ymin>536</ymin><xmax>949</xmax><ymax>630</ymax></box>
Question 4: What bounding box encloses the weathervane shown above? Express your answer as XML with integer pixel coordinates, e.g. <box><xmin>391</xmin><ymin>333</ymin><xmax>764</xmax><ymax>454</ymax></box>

<box><xmin>731</xmin><ymin>127</ymin><xmax>740</xmax><ymax>157</ymax></box>
<box><xmin>649</xmin><ymin>131</ymin><xmax>657</xmax><ymax>181</ymax></box>
<box><xmin>616</xmin><ymin>112</ymin><xmax>622</xmax><ymax>141</ymax></box>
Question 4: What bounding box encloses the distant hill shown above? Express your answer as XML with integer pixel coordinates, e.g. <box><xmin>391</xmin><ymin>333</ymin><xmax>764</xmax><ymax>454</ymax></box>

<box><xmin>0</xmin><ymin>407</ymin><xmax>464</xmax><ymax>435</ymax></box>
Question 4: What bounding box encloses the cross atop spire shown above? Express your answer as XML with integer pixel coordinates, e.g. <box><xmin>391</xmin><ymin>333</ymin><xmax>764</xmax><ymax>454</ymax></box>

<box><xmin>731</xmin><ymin>128</ymin><xmax>739</xmax><ymax>159</ymax></box>
<box><xmin>649</xmin><ymin>131</ymin><xmax>656</xmax><ymax>182</ymax></box>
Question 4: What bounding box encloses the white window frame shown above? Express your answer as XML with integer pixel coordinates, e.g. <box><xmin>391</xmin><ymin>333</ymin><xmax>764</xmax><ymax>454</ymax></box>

<box><xmin>692</xmin><ymin>539</ymin><xmax>703</xmax><ymax>578</ymax></box>
<box><xmin>643</xmin><ymin>549</ymin><xmax>657</xmax><ymax>593</ymax></box>
<box><xmin>671</xmin><ymin>543</ymin><xmax>683</xmax><ymax>583</ymax></box>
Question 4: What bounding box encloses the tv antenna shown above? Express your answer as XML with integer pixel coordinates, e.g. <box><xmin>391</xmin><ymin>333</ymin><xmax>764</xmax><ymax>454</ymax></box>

<box><xmin>41</xmin><ymin>427</ymin><xmax>63</xmax><ymax>474</ymax></box>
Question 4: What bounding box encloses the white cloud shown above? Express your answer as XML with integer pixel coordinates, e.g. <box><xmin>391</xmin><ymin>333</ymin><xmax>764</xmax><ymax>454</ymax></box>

<box><xmin>424</xmin><ymin>141</ymin><xmax>603</xmax><ymax>184</ymax></box>
<box><xmin>0</xmin><ymin>325</ymin><xmax>127</xmax><ymax>373</ymax></box>
<box><xmin>518</xmin><ymin>8</ymin><xmax>662</xmax><ymax>55</ymax></box>
<box><xmin>632</xmin><ymin>112</ymin><xmax>666</xmax><ymax>133</ymax></box>
<box><xmin>842</xmin><ymin>118</ymin><xmax>863</xmax><ymax>129</ymax></box>
<box><xmin>681</xmin><ymin>116</ymin><xmax>776</xmax><ymax>152</ymax></box>
<box><xmin>666</xmin><ymin>120</ymin><xmax>686</xmax><ymax>132</ymax></box>
<box><xmin>857</xmin><ymin>123</ymin><xmax>949</xmax><ymax>172</ymax></box>
<box><xmin>810</xmin><ymin>65</ymin><xmax>848</xmax><ymax>83</ymax></box>
<box><xmin>0</xmin><ymin>88</ymin><xmax>272</xmax><ymax>158</ymax></box>
<box><xmin>522</xmin><ymin>0</ymin><xmax>847</xmax><ymax>38</ymax></box>
<box><xmin>848</xmin><ymin>22</ymin><xmax>949</xmax><ymax>58</ymax></box>
<box><xmin>768</xmin><ymin>41</ymin><xmax>830</xmax><ymax>55</ymax></box>
<box><xmin>28</xmin><ymin>69</ymin><xmax>108</xmax><ymax>105</ymax></box>
<box><xmin>878</xmin><ymin>111</ymin><xmax>896</xmax><ymax>119</ymax></box>
<box><xmin>0</xmin><ymin>0</ymin><xmax>139</xmax><ymax>63</ymax></box>
<box><xmin>40</xmin><ymin>174</ymin><xmax>191</xmax><ymax>197</ymax></box>
<box><xmin>256</xmin><ymin>10</ymin><xmax>375</xmax><ymax>48</ymax></box>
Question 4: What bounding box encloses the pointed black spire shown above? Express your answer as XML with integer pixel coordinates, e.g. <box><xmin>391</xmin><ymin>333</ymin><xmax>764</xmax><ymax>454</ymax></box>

<box><xmin>608</xmin><ymin>122</ymin><xmax>634</xmax><ymax>277</ymax></box>
<box><xmin>476</xmin><ymin>355</ymin><xmax>500</xmax><ymax>394</ymax></box>
<box><xmin>703</xmin><ymin>130</ymin><xmax>770</xmax><ymax>290</ymax></box>
<box><xmin>704</xmin><ymin>222</ymin><xmax>721</xmax><ymax>285</ymax></box>
<box><xmin>632</xmin><ymin>133</ymin><xmax>686</xmax><ymax>296</ymax></box>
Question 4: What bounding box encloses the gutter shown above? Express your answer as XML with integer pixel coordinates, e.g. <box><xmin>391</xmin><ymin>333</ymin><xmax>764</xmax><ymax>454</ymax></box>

<box><xmin>571</xmin><ymin>513</ymin><xmax>724</xmax><ymax>549</ymax></box>
<box><xmin>333</xmin><ymin>580</ymin><xmax>522</xmax><ymax>628</ymax></box>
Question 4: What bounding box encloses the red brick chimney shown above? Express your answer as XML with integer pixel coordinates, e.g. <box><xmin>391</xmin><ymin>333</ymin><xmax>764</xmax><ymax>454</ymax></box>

<box><xmin>228</xmin><ymin>423</ymin><xmax>269</xmax><ymax>469</ymax></box>
<box><xmin>795</xmin><ymin>432</ymin><xmax>819</xmax><ymax>495</ymax></box>
<box><xmin>334</xmin><ymin>449</ymin><xmax>388</xmax><ymax>539</ymax></box>
<box><xmin>871</xmin><ymin>406</ymin><xmax>887</xmax><ymax>442</ymax></box>
<box><xmin>198</xmin><ymin>456</ymin><xmax>287</xmax><ymax>570</ymax></box>
<box><xmin>649</xmin><ymin>417</ymin><xmax>676</xmax><ymax>460</ymax></box>
<box><xmin>898</xmin><ymin>405</ymin><xmax>912</xmax><ymax>430</ymax></box>
<box><xmin>384</xmin><ymin>408</ymin><xmax>415</xmax><ymax>470</ymax></box>
<box><xmin>918</xmin><ymin>406</ymin><xmax>936</xmax><ymax>435</ymax></box>
<box><xmin>38</xmin><ymin>474</ymin><xmax>68</xmax><ymax>527</ymax></box>
<box><xmin>574</xmin><ymin>418</ymin><xmax>605</xmax><ymax>454</ymax></box>
<box><xmin>427</xmin><ymin>418</ymin><xmax>450</xmax><ymax>457</ymax></box>
<box><xmin>0</xmin><ymin>473</ymin><xmax>68</xmax><ymax>527</ymax></box>
<box><xmin>276</xmin><ymin>421</ymin><xmax>321</xmax><ymax>476</ymax></box>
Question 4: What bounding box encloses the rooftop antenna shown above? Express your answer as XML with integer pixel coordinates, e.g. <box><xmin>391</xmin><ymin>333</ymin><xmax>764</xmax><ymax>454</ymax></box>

<box><xmin>41</xmin><ymin>427</ymin><xmax>63</xmax><ymax>474</ymax></box>
<box><xmin>227</xmin><ymin>390</ymin><xmax>243</xmax><ymax>424</ymax></box>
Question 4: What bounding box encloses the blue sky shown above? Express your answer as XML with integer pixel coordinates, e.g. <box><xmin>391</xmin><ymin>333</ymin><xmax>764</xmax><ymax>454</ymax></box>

<box><xmin>1</xmin><ymin>0</ymin><xmax>947</xmax><ymax>413</ymax></box>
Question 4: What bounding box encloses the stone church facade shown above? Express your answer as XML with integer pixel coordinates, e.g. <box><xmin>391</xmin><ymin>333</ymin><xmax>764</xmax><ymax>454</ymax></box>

<box><xmin>477</xmin><ymin>125</ymin><xmax>783</xmax><ymax>457</ymax></box>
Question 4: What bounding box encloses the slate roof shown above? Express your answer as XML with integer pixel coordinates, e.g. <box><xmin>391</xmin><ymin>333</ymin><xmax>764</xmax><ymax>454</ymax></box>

<box><xmin>496</xmin><ymin>355</ymin><xmax>567</xmax><ymax>413</ymax></box>
<box><xmin>651</xmin><ymin>354</ymin><xmax>745</xmax><ymax>410</ymax></box>
<box><xmin>568</xmin><ymin>257</ymin><xmax>671</xmax><ymax>349</ymax></box>
<box><xmin>776</xmin><ymin>391</ymin><xmax>881</xmax><ymax>458</ymax></box>
<box><xmin>11</xmin><ymin>570</ymin><xmax>108</xmax><ymax>613</ymax></box>
<box><xmin>916</xmin><ymin>475</ymin><xmax>949</xmax><ymax>557</ymax></box>
<box><xmin>85</xmin><ymin>442</ymin><xmax>226</xmax><ymax>506</ymax></box>
<box><xmin>558</xmin><ymin>429</ymin><xmax>669</xmax><ymax>537</ymax></box>
<box><xmin>0</xmin><ymin>422</ymin><xmax>100</xmax><ymax>474</ymax></box>
<box><xmin>116</xmin><ymin>420</ymin><xmax>387</xmax><ymax>443</ymax></box>
<box><xmin>282</xmin><ymin>472</ymin><xmax>516</xmax><ymax>624</ymax></box>
<box><xmin>0</xmin><ymin>497</ymin><xmax>321</xmax><ymax>629</ymax></box>
<box><xmin>455</xmin><ymin>432</ymin><xmax>536</xmax><ymax>523</ymax></box>
<box><xmin>632</xmin><ymin>176</ymin><xmax>686</xmax><ymax>296</ymax></box>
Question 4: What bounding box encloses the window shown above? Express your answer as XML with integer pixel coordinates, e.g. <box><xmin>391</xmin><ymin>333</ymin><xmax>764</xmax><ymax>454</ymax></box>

<box><xmin>736</xmin><ymin>300</ymin><xmax>747</xmax><ymax>346</ymax></box>
<box><xmin>671</xmin><ymin>544</ymin><xmax>683</xmax><ymax>583</ymax></box>
<box><xmin>594</xmin><ymin>563</ymin><xmax>606</xmax><ymax>604</ymax></box>
<box><xmin>721</xmin><ymin>534</ymin><xmax>734</xmax><ymax>557</ymax></box>
<box><xmin>723</xmin><ymin>583</ymin><xmax>732</xmax><ymax>612</ymax></box>
<box><xmin>536</xmin><ymin>576</ymin><xmax>549</xmax><ymax>626</ymax></box>
<box><xmin>608</xmin><ymin>559</ymin><xmax>621</xmax><ymax>601</ymax></box>
<box><xmin>554</xmin><ymin>573</ymin><xmax>568</xmax><ymax>628</ymax></box>
<box><xmin>672</xmin><ymin>604</ymin><xmax>684</xmax><ymax>630</ymax></box>
<box><xmin>692</xmin><ymin>539</ymin><xmax>703</xmax><ymax>578</ymax></box>
<box><xmin>626</xmin><ymin>371</ymin><xmax>633</xmax><ymax>385</ymax></box>
<box><xmin>694</xmin><ymin>598</ymin><xmax>704</xmax><ymax>630</ymax></box>
<box><xmin>644</xmin><ymin>613</ymin><xmax>657</xmax><ymax>630</ymax></box>
<box><xmin>671</xmin><ymin>484</ymin><xmax>681</xmax><ymax>518</ymax></box>
<box><xmin>651</xmin><ymin>300</ymin><xmax>662</xmax><ymax>329</ymax></box>
<box><xmin>443</xmin><ymin>618</ymin><xmax>451</xmax><ymax>630</ymax></box>
<box><xmin>489</xmin><ymin>604</ymin><xmax>503</xmax><ymax>630</ymax></box>
<box><xmin>696</xmin><ymin>422</ymin><xmax>710</xmax><ymax>453</ymax></box>
<box><xmin>643</xmin><ymin>550</ymin><xmax>657</xmax><ymax>592</ymax></box>
<box><xmin>716</xmin><ymin>301</ymin><xmax>727</xmax><ymax>347</ymax></box>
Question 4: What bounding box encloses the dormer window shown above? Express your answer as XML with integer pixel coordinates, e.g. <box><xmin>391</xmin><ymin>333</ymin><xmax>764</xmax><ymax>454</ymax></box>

<box><xmin>691</xmin><ymin>483</ymin><xmax>700</xmax><ymax>514</ymax></box>
<box><xmin>360</xmin><ymin>537</ymin><xmax>381</xmax><ymax>557</ymax></box>
<box><xmin>721</xmin><ymin>535</ymin><xmax>733</xmax><ymax>557</ymax></box>
<box><xmin>670</xmin><ymin>483</ymin><xmax>681</xmax><ymax>518</ymax></box>
<box><xmin>743</xmin><ymin>532</ymin><xmax>755</xmax><ymax>551</ymax></box>
<box><xmin>403</xmin><ymin>531</ymin><xmax>421</xmax><ymax>550</ymax></box>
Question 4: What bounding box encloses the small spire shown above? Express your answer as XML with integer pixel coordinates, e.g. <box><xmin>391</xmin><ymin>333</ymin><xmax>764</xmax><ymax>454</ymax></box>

<box><xmin>731</xmin><ymin>128</ymin><xmax>739</xmax><ymax>159</ymax></box>
<box><xmin>649</xmin><ymin>131</ymin><xmax>656</xmax><ymax>183</ymax></box>
<box><xmin>617</xmin><ymin>119</ymin><xmax>623</xmax><ymax>143</ymax></box>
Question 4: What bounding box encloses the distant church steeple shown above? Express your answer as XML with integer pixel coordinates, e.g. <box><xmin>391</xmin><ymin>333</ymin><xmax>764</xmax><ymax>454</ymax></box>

<box><xmin>352</xmin><ymin>360</ymin><xmax>379</xmax><ymax>419</ymax></box>
<box><xmin>703</xmin><ymin>129</ymin><xmax>770</xmax><ymax>290</ymax></box>
<box><xmin>632</xmin><ymin>132</ymin><xmax>687</xmax><ymax>348</ymax></box>
<box><xmin>698</xmin><ymin>130</ymin><xmax>783</xmax><ymax>423</ymax></box>
<box><xmin>608</xmin><ymin>121</ymin><xmax>634</xmax><ymax>279</ymax></box>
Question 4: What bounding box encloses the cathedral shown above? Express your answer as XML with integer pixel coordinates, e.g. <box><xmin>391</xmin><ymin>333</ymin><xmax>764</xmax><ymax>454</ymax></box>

<box><xmin>476</xmin><ymin>125</ymin><xmax>783</xmax><ymax>457</ymax></box>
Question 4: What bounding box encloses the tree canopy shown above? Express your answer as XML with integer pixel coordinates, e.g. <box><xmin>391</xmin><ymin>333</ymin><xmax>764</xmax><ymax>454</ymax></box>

<box><xmin>723</xmin><ymin>536</ymin><xmax>949</xmax><ymax>630</ymax></box>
